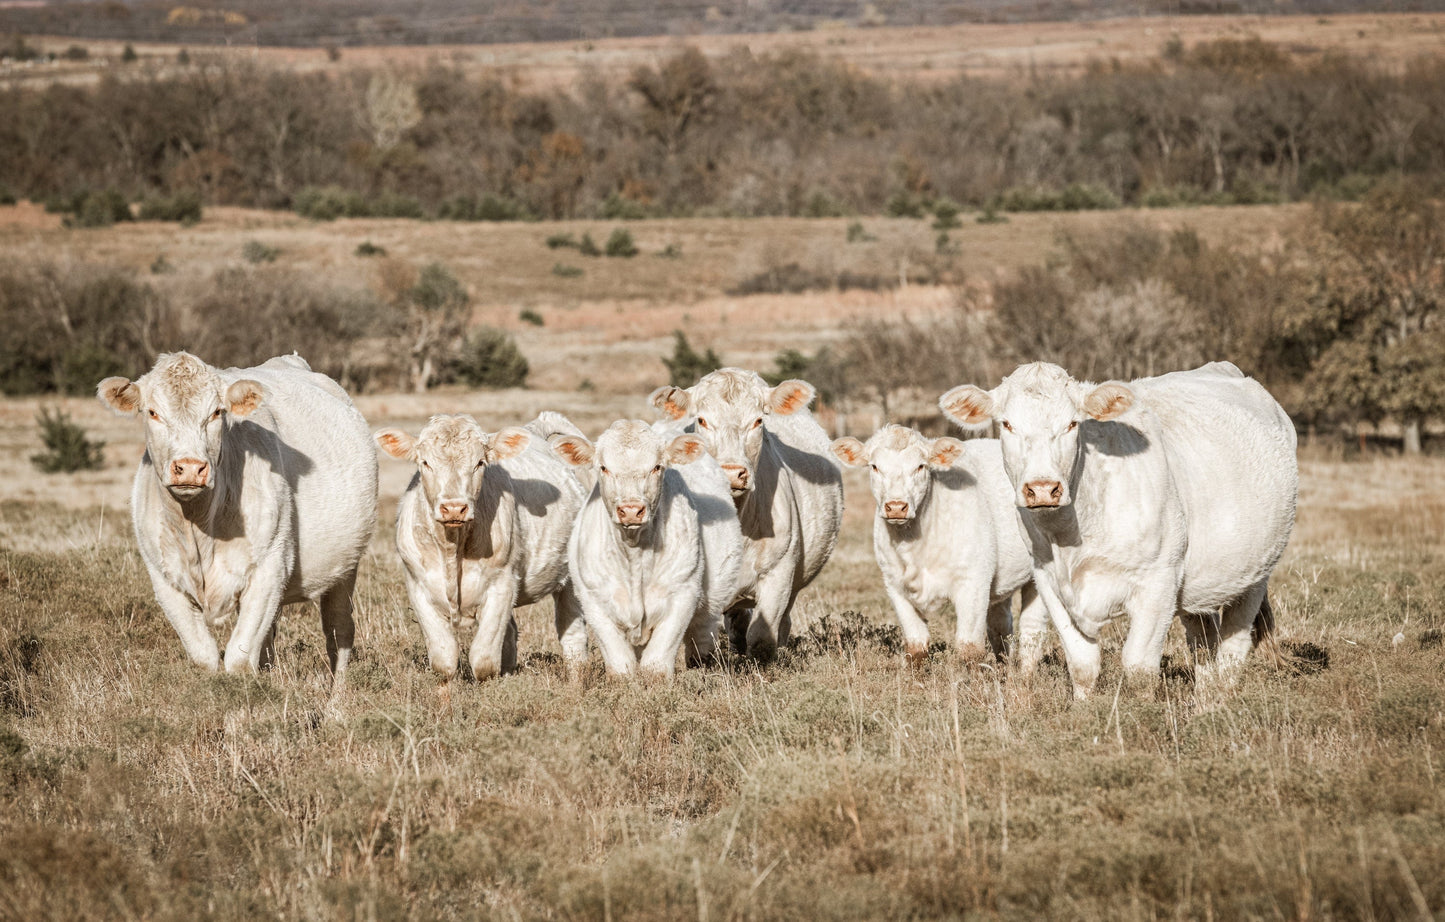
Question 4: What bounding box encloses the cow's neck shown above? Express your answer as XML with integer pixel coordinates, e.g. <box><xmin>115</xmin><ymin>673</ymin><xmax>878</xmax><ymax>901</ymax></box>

<box><xmin>733</xmin><ymin>439</ymin><xmax>782</xmax><ymax>535</ymax></box>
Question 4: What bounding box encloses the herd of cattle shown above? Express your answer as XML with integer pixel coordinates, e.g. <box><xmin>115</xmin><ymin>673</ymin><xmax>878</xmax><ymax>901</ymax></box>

<box><xmin>96</xmin><ymin>351</ymin><xmax>1297</xmax><ymax>700</ymax></box>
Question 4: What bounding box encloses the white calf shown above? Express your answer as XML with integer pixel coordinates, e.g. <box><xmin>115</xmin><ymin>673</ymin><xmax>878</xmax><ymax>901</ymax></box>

<box><xmin>375</xmin><ymin>414</ymin><xmax>587</xmax><ymax>682</ymax></box>
<box><xmin>832</xmin><ymin>426</ymin><xmax>1044</xmax><ymax>667</ymax></box>
<box><xmin>552</xmin><ymin>420</ymin><xmax>742</xmax><ymax>678</ymax></box>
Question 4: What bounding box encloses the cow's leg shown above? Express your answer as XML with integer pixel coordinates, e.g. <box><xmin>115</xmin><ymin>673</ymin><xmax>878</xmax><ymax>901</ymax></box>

<box><xmin>1015</xmin><ymin>584</ymin><xmax>1049</xmax><ymax>678</ymax></box>
<box><xmin>1036</xmin><ymin>575</ymin><xmax>1100</xmax><ymax>700</ymax></box>
<box><xmin>258</xmin><ymin>617</ymin><xmax>280</xmax><ymax>671</ymax></box>
<box><xmin>1119</xmin><ymin>577</ymin><xmax>1179</xmax><ymax>686</ymax></box>
<box><xmin>885</xmin><ymin>582</ymin><xmax>931</xmax><ymax>666</ymax></box>
<box><xmin>683</xmin><ymin>603</ymin><xmax>721</xmax><ymax>669</ymax></box>
<box><xmin>1213</xmin><ymin>578</ymin><xmax>1269</xmax><ymax>676</ymax></box>
<box><xmin>1180</xmin><ymin>611</ymin><xmax>1220</xmax><ymax>668</ymax></box>
<box><xmin>553</xmin><ymin>584</ymin><xmax>588</xmax><ymax>674</ymax></box>
<box><xmin>745</xmin><ymin>569</ymin><xmax>797</xmax><ymax>661</ymax></box>
<box><xmin>319</xmin><ymin>570</ymin><xmax>357</xmax><ymax>678</ymax></box>
<box><xmin>986</xmin><ymin>599</ymin><xmax>1013</xmax><ymax>662</ymax></box>
<box><xmin>639</xmin><ymin>593</ymin><xmax>701</xmax><ymax>679</ymax></box>
<box><xmin>950</xmin><ymin>578</ymin><xmax>996</xmax><ymax>664</ymax></box>
<box><xmin>224</xmin><ymin>563</ymin><xmax>287</xmax><ymax>673</ymax></box>
<box><xmin>469</xmin><ymin>578</ymin><xmax>520</xmax><ymax>681</ymax></box>
<box><xmin>150</xmin><ymin>578</ymin><xmax>220</xmax><ymax>670</ymax></box>
<box><xmin>724</xmin><ymin>606</ymin><xmax>751</xmax><ymax>656</ymax></box>
<box><xmin>584</xmin><ymin>607</ymin><xmax>639</xmax><ymax>677</ymax></box>
<box><xmin>407</xmin><ymin>577</ymin><xmax>460</xmax><ymax>682</ymax></box>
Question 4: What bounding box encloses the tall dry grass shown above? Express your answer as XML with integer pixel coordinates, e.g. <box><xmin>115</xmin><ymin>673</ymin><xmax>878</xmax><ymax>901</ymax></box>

<box><xmin>1</xmin><ymin>450</ymin><xmax>1442</xmax><ymax>920</ymax></box>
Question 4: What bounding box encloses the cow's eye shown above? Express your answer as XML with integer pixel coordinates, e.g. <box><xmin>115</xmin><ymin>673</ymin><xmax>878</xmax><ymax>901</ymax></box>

<box><xmin>147</xmin><ymin>408</ymin><xmax>159</xmax><ymax>421</ymax></box>
<box><xmin>751</xmin><ymin>418</ymin><xmax>763</xmax><ymax>429</ymax></box>
<box><xmin>869</xmin><ymin>464</ymin><xmax>878</xmax><ymax>472</ymax></box>
<box><xmin>211</xmin><ymin>408</ymin><xmax>223</xmax><ymax>420</ymax></box>
<box><xmin>652</xmin><ymin>465</ymin><xmax>663</xmax><ymax>474</ymax></box>
<box><xmin>476</xmin><ymin>458</ymin><xmax>486</xmax><ymax>468</ymax></box>
<box><xmin>917</xmin><ymin>464</ymin><xmax>926</xmax><ymax>473</ymax></box>
<box><xmin>600</xmin><ymin>466</ymin><xmax>609</xmax><ymax>476</ymax></box>
<box><xmin>421</xmin><ymin>460</ymin><xmax>431</xmax><ymax>470</ymax></box>
<box><xmin>696</xmin><ymin>418</ymin><xmax>708</xmax><ymax>429</ymax></box>
<box><xmin>1067</xmin><ymin>420</ymin><xmax>1079</xmax><ymax>432</ymax></box>
<box><xmin>1000</xmin><ymin>420</ymin><xmax>1013</xmax><ymax>433</ymax></box>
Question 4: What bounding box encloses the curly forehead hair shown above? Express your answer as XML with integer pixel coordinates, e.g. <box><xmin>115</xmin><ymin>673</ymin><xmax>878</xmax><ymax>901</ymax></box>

<box><xmin>690</xmin><ymin>367</ymin><xmax>769</xmax><ymax>407</ymax></box>
<box><xmin>864</xmin><ymin>424</ymin><xmax>924</xmax><ymax>455</ymax></box>
<box><xmin>416</xmin><ymin>415</ymin><xmax>486</xmax><ymax>455</ymax></box>
<box><xmin>145</xmin><ymin>352</ymin><xmax>217</xmax><ymax>398</ymax></box>
<box><xmin>997</xmin><ymin>362</ymin><xmax>1079</xmax><ymax>401</ymax></box>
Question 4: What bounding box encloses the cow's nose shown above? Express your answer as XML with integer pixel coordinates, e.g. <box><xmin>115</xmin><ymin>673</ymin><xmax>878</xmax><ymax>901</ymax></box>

<box><xmin>616</xmin><ymin>503</ymin><xmax>647</xmax><ymax>525</ymax></box>
<box><xmin>720</xmin><ymin>464</ymin><xmax>750</xmax><ymax>490</ymax></box>
<box><xmin>171</xmin><ymin>458</ymin><xmax>209</xmax><ymax>487</ymax></box>
<box><xmin>1023</xmin><ymin>480</ymin><xmax>1064</xmax><ymax>508</ymax></box>
<box><xmin>883</xmin><ymin>500</ymin><xmax>910</xmax><ymax>519</ymax></box>
<box><xmin>438</xmin><ymin>501</ymin><xmax>471</xmax><ymax>524</ymax></box>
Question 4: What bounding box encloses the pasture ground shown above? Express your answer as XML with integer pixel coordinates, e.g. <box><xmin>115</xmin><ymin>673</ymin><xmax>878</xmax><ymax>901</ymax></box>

<box><xmin>2</xmin><ymin>400</ymin><xmax>1443</xmax><ymax>918</ymax></box>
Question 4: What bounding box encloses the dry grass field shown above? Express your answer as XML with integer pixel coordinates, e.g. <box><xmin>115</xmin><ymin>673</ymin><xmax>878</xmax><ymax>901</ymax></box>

<box><xmin>10</xmin><ymin>12</ymin><xmax>1445</xmax><ymax>89</ymax></box>
<box><xmin>2</xmin><ymin>391</ymin><xmax>1444</xmax><ymax>919</ymax></box>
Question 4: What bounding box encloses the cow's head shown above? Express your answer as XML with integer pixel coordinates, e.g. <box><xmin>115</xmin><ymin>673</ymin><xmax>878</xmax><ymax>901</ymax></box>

<box><xmin>98</xmin><ymin>352</ymin><xmax>262</xmax><ymax>501</ymax></box>
<box><xmin>832</xmin><ymin>425</ymin><xmax>964</xmax><ymax>524</ymax></box>
<box><xmin>552</xmin><ymin>420</ymin><xmax>704</xmax><ymax>533</ymax></box>
<box><xmin>648</xmin><ymin>367</ymin><xmax>814</xmax><ymax>497</ymax></box>
<box><xmin>939</xmin><ymin>362</ymin><xmax>1133</xmax><ymax>510</ymax></box>
<box><xmin>374</xmin><ymin>415</ymin><xmax>530</xmax><ymax>527</ymax></box>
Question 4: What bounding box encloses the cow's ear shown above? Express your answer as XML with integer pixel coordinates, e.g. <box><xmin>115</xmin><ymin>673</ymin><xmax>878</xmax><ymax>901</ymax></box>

<box><xmin>226</xmin><ymin>379</ymin><xmax>264</xmax><ymax>417</ymax></box>
<box><xmin>550</xmin><ymin>435</ymin><xmax>595</xmax><ymax>467</ymax></box>
<box><xmin>665</xmin><ymin>434</ymin><xmax>705</xmax><ymax>466</ymax></box>
<box><xmin>768</xmin><ymin>379</ymin><xmax>815</xmax><ymax>416</ymax></box>
<box><xmin>97</xmin><ymin>376</ymin><xmax>140</xmax><ymax>414</ymax></box>
<box><xmin>374</xmin><ymin>428</ymin><xmax>416</xmax><ymax>460</ymax></box>
<box><xmin>928</xmin><ymin>437</ymin><xmax>965</xmax><ymax>469</ymax></box>
<box><xmin>939</xmin><ymin>385</ymin><xmax>994</xmax><ymax>428</ymax></box>
<box><xmin>1083</xmin><ymin>382</ymin><xmax>1133</xmax><ymax>421</ymax></box>
<box><xmin>488</xmin><ymin>427</ymin><xmax>531</xmax><ymax>461</ymax></box>
<box><xmin>830</xmin><ymin>437</ymin><xmax>866</xmax><ymax>467</ymax></box>
<box><xmin>649</xmin><ymin>385</ymin><xmax>690</xmax><ymax>421</ymax></box>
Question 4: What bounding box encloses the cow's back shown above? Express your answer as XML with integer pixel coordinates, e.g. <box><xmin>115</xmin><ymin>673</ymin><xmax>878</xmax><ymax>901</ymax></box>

<box><xmin>222</xmin><ymin>356</ymin><xmax>378</xmax><ymax>602</ymax></box>
<box><xmin>1133</xmin><ymin>363</ymin><xmax>1297</xmax><ymax>613</ymax></box>
<box><xmin>495</xmin><ymin>440</ymin><xmax>586</xmax><ymax>604</ymax></box>
<box><xmin>764</xmin><ymin>409</ymin><xmax>844</xmax><ymax>586</ymax></box>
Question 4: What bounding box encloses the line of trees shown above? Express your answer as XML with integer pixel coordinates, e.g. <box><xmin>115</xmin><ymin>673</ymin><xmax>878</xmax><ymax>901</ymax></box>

<box><xmin>2</xmin><ymin>38</ymin><xmax>1444</xmax><ymax>219</ymax></box>
<box><xmin>791</xmin><ymin>179</ymin><xmax>1443</xmax><ymax>452</ymax></box>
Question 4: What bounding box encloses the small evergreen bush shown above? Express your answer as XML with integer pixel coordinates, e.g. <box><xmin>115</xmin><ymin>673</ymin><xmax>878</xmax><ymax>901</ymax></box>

<box><xmin>30</xmin><ymin>408</ymin><xmax>105</xmax><ymax>473</ymax></box>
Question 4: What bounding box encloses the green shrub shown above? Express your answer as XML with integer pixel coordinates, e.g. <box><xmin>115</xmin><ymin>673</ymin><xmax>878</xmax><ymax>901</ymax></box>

<box><xmin>354</xmin><ymin>240</ymin><xmax>387</xmax><ymax>257</ymax></box>
<box><xmin>242</xmin><ymin>240</ymin><xmax>279</xmax><ymax>264</ymax></box>
<box><xmin>661</xmin><ymin>330</ymin><xmax>722</xmax><ymax>387</ymax></box>
<box><xmin>884</xmin><ymin>191</ymin><xmax>927</xmax><ymax>218</ymax></box>
<box><xmin>0</xmin><ymin>188</ymin><xmax>15</xmax><ymax>206</ymax></box>
<box><xmin>930</xmin><ymin>198</ymin><xmax>962</xmax><ymax>230</ymax></box>
<box><xmin>577</xmin><ymin>233</ymin><xmax>600</xmax><ymax>257</ymax></box>
<box><xmin>604</xmin><ymin>228</ymin><xmax>638</xmax><ymax>258</ymax></box>
<box><xmin>545</xmin><ymin>233</ymin><xmax>578</xmax><ymax>249</ymax></box>
<box><xmin>518</xmin><ymin>308</ymin><xmax>544</xmax><ymax>326</ymax></box>
<box><xmin>976</xmin><ymin>203</ymin><xmax>1007</xmax><ymax>224</ymax></box>
<box><xmin>997</xmin><ymin>183</ymin><xmax>1120</xmax><ymax>212</ymax></box>
<box><xmin>657</xmin><ymin>243</ymin><xmax>682</xmax><ymax>259</ymax></box>
<box><xmin>30</xmin><ymin>408</ymin><xmax>104</xmax><ymax>473</ymax></box>
<box><xmin>53</xmin><ymin>190</ymin><xmax>132</xmax><ymax>228</ymax></box>
<box><xmin>599</xmin><ymin>192</ymin><xmax>649</xmax><ymax>220</ymax></box>
<box><xmin>120</xmin><ymin>43</ymin><xmax>137</xmax><ymax>63</ymax></box>
<box><xmin>438</xmin><ymin>194</ymin><xmax>529</xmax><ymax>222</ymax></box>
<box><xmin>61</xmin><ymin>45</ymin><xmax>89</xmax><ymax>61</ymax></box>
<box><xmin>294</xmin><ymin>186</ymin><xmax>367</xmax><ymax>221</ymax></box>
<box><xmin>551</xmin><ymin>263</ymin><xmax>583</xmax><ymax>278</ymax></box>
<box><xmin>370</xmin><ymin>192</ymin><xmax>426</xmax><ymax>219</ymax></box>
<box><xmin>846</xmin><ymin>221</ymin><xmax>876</xmax><ymax>243</ymax></box>
<box><xmin>138</xmin><ymin>190</ymin><xmax>202</xmax><ymax>223</ymax></box>
<box><xmin>801</xmin><ymin>189</ymin><xmax>848</xmax><ymax>218</ymax></box>
<box><xmin>450</xmin><ymin>327</ymin><xmax>529</xmax><ymax>388</ymax></box>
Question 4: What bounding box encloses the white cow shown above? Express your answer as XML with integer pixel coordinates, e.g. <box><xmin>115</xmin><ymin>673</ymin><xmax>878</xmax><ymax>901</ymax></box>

<box><xmin>831</xmin><ymin>425</ymin><xmax>1046</xmax><ymax>667</ymax></box>
<box><xmin>374</xmin><ymin>413</ymin><xmax>587</xmax><ymax>683</ymax></box>
<box><xmin>650</xmin><ymin>368</ymin><xmax>843</xmax><ymax>659</ymax></box>
<box><xmin>939</xmin><ymin>361</ymin><xmax>1297</xmax><ymax>698</ymax></box>
<box><xmin>551</xmin><ymin>420</ymin><xmax>743</xmax><ymax>678</ymax></box>
<box><xmin>98</xmin><ymin>352</ymin><xmax>377</xmax><ymax>675</ymax></box>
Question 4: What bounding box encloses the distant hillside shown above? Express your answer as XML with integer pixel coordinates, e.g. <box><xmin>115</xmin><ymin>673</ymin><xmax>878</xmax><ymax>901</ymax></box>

<box><xmin>2</xmin><ymin>0</ymin><xmax>1440</xmax><ymax>47</ymax></box>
